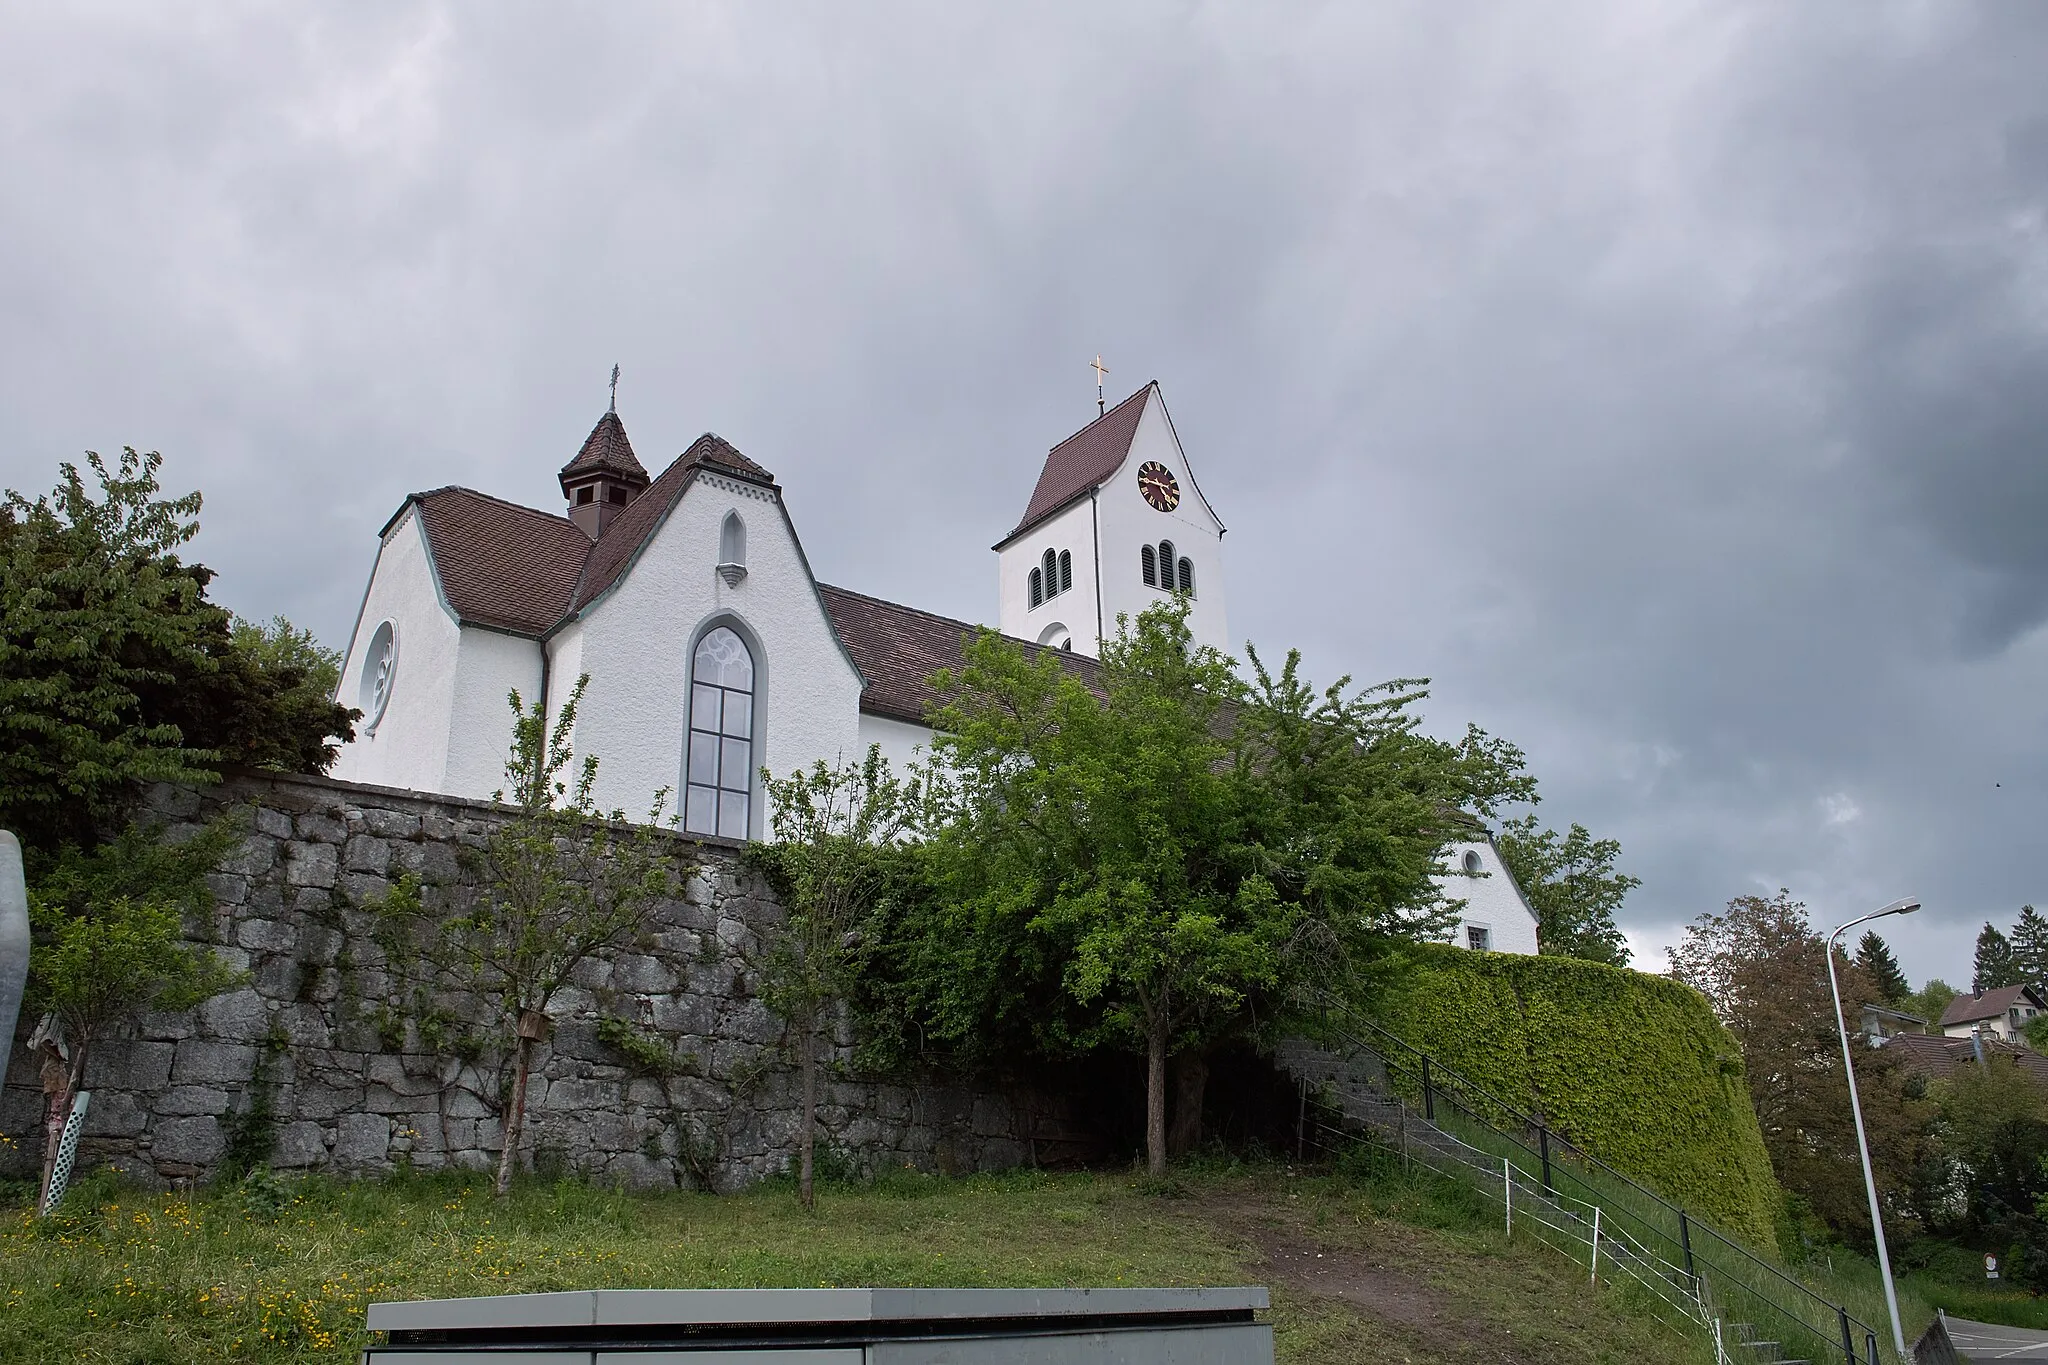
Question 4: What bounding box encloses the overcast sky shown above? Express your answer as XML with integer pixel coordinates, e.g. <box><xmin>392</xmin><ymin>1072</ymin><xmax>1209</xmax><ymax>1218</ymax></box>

<box><xmin>4</xmin><ymin>3</ymin><xmax>2044</xmax><ymax>988</ymax></box>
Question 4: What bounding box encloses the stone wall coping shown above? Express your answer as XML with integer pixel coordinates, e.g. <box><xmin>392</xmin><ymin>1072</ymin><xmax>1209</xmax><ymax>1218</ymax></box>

<box><xmin>203</xmin><ymin>767</ymin><xmax>747</xmax><ymax>853</ymax></box>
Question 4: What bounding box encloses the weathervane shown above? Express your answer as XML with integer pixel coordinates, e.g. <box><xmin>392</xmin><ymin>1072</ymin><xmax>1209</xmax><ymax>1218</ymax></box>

<box><xmin>1091</xmin><ymin>355</ymin><xmax>1110</xmax><ymax>417</ymax></box>
<box><xmin>609</xmin><ymin>364</ymin><xmax>620</xmax><ymax>414</ymax></box>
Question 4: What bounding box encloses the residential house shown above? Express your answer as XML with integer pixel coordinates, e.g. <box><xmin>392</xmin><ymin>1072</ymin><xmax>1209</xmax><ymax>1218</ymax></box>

<box><xmin>1937</xmin><ymin>984</ymin><xmax>2048</xmax><ymax>1044</ymax></box>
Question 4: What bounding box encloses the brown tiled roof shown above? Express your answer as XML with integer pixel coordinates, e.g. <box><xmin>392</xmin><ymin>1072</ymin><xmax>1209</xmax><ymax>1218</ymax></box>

<box><xmin>817</xmin><ymin>584</ymin><xmax>1098</xmax><ymax>726</ymax></box>
<box><xmin>1884</xmin><ymin>1031</ymin><xmax>2048</xmax><ymax>1088</ymax></box>
<box><xmin>1001</xmin><ymin>384</ymin><xmax>1153</xmax><ymax>544</ymax></box>
<box><xmin>560</xmin><ymin>411</ymin><xmax>650</xmax><ymax>484</ymax></box>
<box><xmin>411</xmin><ymin>489</ymin><xmax>592</xmax><ymax>635</ymax></box>
<box><xmin>681</xmin><ymin>432</ymin><xmax>774</xmax><ymax>483</ymax></box>
<box><xmin>407</xmin><ymin>427</ymin><xmax>788</xmax><ymax>635</ymax></box>
<box><xmin>1940</xmin><ymin>984</ymin><xmax>2048</xmax><ymax>1027</ymax></box>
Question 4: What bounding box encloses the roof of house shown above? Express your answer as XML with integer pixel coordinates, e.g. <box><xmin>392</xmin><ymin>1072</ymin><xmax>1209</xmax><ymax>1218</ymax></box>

<box><xmin>818</xmin><ymin>583</ymin><xmax>1099</xmax><ymax>726</ymax></box>
<box><xmin>1884</xmin><ymin>1031</ymin><xmax>2048</xmax><ymax>1087</ymax></box>
<box><xmin>400</xmin><ymin>418</ymin><xmax>786</xmax><ymax>637</ymax></box>
<box><xmin>559</xmin><ymin>410</ymin><xmax>651</xmax><ymax>485</ymax></box>
<box><xmin>1861</xmin><ymin>1004</ymin><xmax>1929</xmax><ymax>1025</ymax></box>
<box><xmin>1940</xmin><ymin>984</ymin><xmax>2047</xmax><ymax>1027</ymax></box>
<box><xmin>410</xmin><ymin>488</ymin><xmax>592</xmax><ymax>635</ymax></box>
<box><xmin>1002</xmin><ymin>384</ymin><xmax>1153</xmax><ymax>544</ymax></box>
<box><xmin>390</xmin><ymin>414</ymin><xmax>1088</xmax><ymax>725</ymax></box>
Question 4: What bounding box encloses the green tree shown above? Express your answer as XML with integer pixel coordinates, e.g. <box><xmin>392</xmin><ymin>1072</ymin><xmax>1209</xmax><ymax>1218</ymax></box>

<box><xmin>928</xmin><ymin>603</ymin><xmax>1261</xmax><ymax>1176</ymax></box>
<box><xmin>1855</xmin><ymin>931</ymin><xmax>1912</xmax><ymax>1007</ymax></box>
<box><xmin>25</xmin><ymin>817</ymin><xmax>244</xmax><ymax>1209</ymax></box>
<box><xmin>907</xmin><ymin>602</ymin><xmax>1528</xmax><ymax>1175</ymax></box>
<box><xmin>754</xmin><ymin>747</ymin><xmax>926</xmax><ymax>1209</ymax></box>
<box><xmin>1905</xmin><ymin>978</ymin><xmax>1959</xmax><ymax>1029</ymax></box>
<box><xmin>198</xmin><ymin>614</ymin><xmax>355</xmax><ymax>775</ymax></box>
<box><xmin>1944</xmin><ymin>1055</ymin><xmax>2048</xmax><ymax>1230</ymax></box>
<box><xmin>2012</xmin><ymin>905</ymin><xmax>2048</xmax><ymax>988</ymax></box>
<box><xmin>1976</xmin><ymin>923</ymin><xmax>2023</xmax><ymax>994</ymax></box>
<box><xmin>374</xmin><ymin>676</ymin><xmax>683</xmax><ymax>1196</ymax></box>
<box><xmin>1493</xmin><ymin>816</ymin><xmax>1637</xmax><ymax>966</ymax></box>
<box><xmin>0</xmin><ymin>450</ymin><xmax>355</xmax><ymax>855</ymax></box>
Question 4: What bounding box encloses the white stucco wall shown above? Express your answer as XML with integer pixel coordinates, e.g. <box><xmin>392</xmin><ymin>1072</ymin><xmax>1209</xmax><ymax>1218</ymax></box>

<box><xmin>330</xmin><ymin>506</ymin><xmax>464</xmax><ymax>795</ymax></box>
<box><xmin>1093</xmin><ymin>396</ymin><xmax>1228</xmax><ymax>656</ymax></box>
<box><xmin>444</xmin><ymin>627</ymin><xmax>545</xmax><ymax>799</ymax></box>
<box><xmin>1436</xmin><ymin>840</ymin><xmax>1541</xmax><ymax>955</ymax></box>
<box><xmin>997</xmin><ymin>498</ymin><xmax>1098</xmax><ymax>651</ymax></box>
<box><xmin>857</xmin><ymin>712</ymin><xmax>938</xmax><ymax>774</ymax></box>
<box><xmin>560</xmin><ymin>471</ymin><xmax>866</xmax><ymax>836</ymax></box>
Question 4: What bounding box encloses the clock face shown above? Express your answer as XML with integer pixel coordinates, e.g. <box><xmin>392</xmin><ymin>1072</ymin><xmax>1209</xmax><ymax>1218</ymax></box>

<box><xmin>1137</xmin><ymin>461</ymin><xmax>1181</xmax><ymax>512</ymax></box>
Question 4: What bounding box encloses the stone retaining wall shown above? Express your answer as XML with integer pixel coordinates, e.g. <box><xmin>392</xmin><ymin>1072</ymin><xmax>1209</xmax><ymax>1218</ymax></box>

<box><xmin>1</xmin><ymin>771</ymin><xmax>1080</xmax><ymax>1191</ymax></box>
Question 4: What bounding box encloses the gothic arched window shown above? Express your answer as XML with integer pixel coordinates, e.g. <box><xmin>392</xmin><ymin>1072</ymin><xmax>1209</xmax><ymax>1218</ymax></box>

<box><xmin>1058</xmin><ymin>549</ymin><xmax>1072</xmax><ymax>594</ymax></box>
<box><xmin>1141</xmin><ymin>544</ymin><xmax>1157</xmax><ymax>587</ymax></box>
<box><xmin>1177</xmin><ymin>557</ymin><xmax>1194</xmax><ymax>596</ymax></box>
<box><xmin>1029</xmin><ymin>567</ymin><xmax>1043</xmax><ymax>608</ymax></box>
<box><xmin>720</xmin><ymin>511</ymin><xmax>746</xmax><ymax>566</ymax></box>
<box><xmin>685</xmin><ymin>625</ymin><xmax>755</xmax><ymax>840</ymax></box>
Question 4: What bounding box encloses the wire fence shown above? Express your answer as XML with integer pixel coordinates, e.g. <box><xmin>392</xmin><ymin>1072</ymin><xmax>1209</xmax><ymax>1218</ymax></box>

<box><xmin>1283</xmin><ymin>997</ymin><xmax>1893</xmax><ymax>1365</ymax></box>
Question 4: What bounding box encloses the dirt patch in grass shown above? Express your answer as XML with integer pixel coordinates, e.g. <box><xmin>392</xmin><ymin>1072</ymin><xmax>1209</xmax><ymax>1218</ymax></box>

<box><xmin>1197</xmin><ymin>1177</ymin><xmax>1712</xmax><ymax>1365</ymax></box>
<box><xmin>1241</xmin><ymin>1220</ymin><xmax>1452</xmax><ymax>1328</ymax></box>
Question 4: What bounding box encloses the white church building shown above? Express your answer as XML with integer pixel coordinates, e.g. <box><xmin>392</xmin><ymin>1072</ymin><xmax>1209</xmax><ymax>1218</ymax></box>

<box><xmin>331</xmin><ymin>381</ymin><xmax>1539</xmax><ymax>955</ymax></box>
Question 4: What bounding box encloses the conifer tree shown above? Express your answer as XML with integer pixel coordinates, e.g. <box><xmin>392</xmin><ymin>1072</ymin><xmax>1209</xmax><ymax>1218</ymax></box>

<box><xmin>1855</xmin><ymin>931</ymin><xmax>1911</xmax><ymax>1007</ymax></box>
<box><xmin>2012</xmin><ymin>905</ymin><xmax>2048</xmax><ymax>987</ymax></box>
<box><xmin>1975</xmin><ymin>922</ymin><xmax>2023</xmax><ymax>994</ymax></box>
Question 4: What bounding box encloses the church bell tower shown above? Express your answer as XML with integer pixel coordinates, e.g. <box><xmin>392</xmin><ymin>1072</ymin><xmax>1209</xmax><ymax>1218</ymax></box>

<box><xmin>994</xmin><ymin>380</ymin><xmax>1227</xmax><ymax>657</ymax></box>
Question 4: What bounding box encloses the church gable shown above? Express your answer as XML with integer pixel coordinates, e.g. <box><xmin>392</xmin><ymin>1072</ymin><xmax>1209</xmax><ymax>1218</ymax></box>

<box><xmin>568</xmin><ymin>433</ymin><xmax>777</xmax><ymax>620</ymax></box>
<box><xmin>563</xmin><ymin>440</ymin><xmax>863</xmax><ymax>833</ymax></box>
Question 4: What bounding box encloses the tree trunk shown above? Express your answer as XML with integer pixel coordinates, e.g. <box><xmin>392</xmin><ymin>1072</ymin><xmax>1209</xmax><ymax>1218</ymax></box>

<box><xmin>38</xmin><ymin>1091</ymin><xmax>73</xmax><ymax>1212</ymax></box>
<box><xmin>1168</xmin><ymin>1050</ymin><xmax>1208</xmax><ymax>1157</ymax></box>
<box><xmin>1146</xmin><ymin>1018</ymin><xmax>1168</xmax><ymax>1178</ymax></box>
<box><xmin>799</xmin><ymin>1015</ymin><xmax>817</xmax><ymax>1211</ymax></box>
<box><xmin>38</xmin><ymin>1043</ymin><xmax>88</xmax><ymax>1213</ymax></box>
<box><xmin>495</xmin><ymin>1035</ymin><xmax>534</xmax><ymax>1198</ymax></box>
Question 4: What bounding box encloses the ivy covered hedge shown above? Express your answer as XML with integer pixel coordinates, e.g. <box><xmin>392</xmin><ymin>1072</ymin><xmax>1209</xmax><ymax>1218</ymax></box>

<box><xmin>1366</xmin><ymin>944</ymin><xmax>1779</xmax><ymax>1248</ymax></box>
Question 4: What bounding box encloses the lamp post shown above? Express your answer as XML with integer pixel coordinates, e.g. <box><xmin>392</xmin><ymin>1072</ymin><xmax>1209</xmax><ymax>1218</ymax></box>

<box><xmin>1826</xmin><ymin>897</ymin><xmax>1920</xmax><ymax>1360</ymax></box>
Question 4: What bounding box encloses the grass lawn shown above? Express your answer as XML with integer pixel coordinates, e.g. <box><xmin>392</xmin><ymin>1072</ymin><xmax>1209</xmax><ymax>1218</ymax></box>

<box><xmin>2</xmin><ymin>1159</ymin><xmax>1717</xmax><ymax>1364</ymax></box>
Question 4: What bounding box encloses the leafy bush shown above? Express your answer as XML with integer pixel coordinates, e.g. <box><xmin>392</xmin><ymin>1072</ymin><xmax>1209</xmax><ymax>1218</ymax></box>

<box><xmin>595</xmin><ymin>1016</ymin><xmax>683</xmax><ymax>1076</ymax></box>
<box><xmin>1366</xmin><ymin>943</ymin><xmax>1780</xmax><ymax>1245</ymax></box>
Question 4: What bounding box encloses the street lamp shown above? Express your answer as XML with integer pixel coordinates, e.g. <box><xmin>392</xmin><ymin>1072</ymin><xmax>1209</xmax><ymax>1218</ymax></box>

<box><xmin>1826</xmin><ymin>896</ymin><xmax>1920</xmax><ymax>1360</ymax></box>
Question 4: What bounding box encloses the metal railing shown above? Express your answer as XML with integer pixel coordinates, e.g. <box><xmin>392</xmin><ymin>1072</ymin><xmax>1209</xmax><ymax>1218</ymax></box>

<box><xmin>1283</xmin><ymin>995</ymin><xmax>1889</xmax><ymax>1365</ymax></box>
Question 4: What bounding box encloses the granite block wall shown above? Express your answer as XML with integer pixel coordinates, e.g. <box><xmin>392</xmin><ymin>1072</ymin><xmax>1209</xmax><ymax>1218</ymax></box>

<box><xmin>2</xmin><ymin>771</ymin><xmax>1081</xmax><ymax>1191</ymax></box>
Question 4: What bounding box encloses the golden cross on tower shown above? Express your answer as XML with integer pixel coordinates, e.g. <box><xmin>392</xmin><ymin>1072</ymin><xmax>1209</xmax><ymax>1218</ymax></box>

<box><xmin>1091</xmin><ymin>355</ymin><xmax>1110</xmax><ymax>416</ymax></box>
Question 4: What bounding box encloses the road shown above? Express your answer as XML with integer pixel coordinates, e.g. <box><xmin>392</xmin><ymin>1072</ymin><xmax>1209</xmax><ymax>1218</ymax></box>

<box><xmin>1940</xmin><ymin>1315</ymin><xmax>2048</xmax><ymax>1360</ymax></box>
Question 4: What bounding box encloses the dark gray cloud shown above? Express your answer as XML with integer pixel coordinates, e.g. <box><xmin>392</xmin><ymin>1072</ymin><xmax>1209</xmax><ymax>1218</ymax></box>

<box><xmin>3</xmin><ymin>2</ymin><xmax>2045</xmax><ymax>987</ymax></box>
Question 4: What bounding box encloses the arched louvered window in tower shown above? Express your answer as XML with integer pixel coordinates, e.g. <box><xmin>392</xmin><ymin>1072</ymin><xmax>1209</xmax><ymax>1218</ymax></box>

<box><xmin>685</xmin><ymin>625</ymin><xmax>756</xmax><ymax>840</ymax></box>
<box><xmin>1029</xmin><ymin>567</ymin><xmax>1043</xmax><ymax>608</ymax></box>
<box><xmin>1042</xmin><ymin>548</ymin><xmax>1059</xmax><ymax>597</ymax></box>
<box><xmin>1177</xmin><ymin>557</ymin><xmax>1194</xmax><ymax>596</ymax></box>
<box><xmin>1157</xmin><ymin>541</ymin><xmax>1175</xmax><ymax>590</ymax></box>
<box><xmin>1141</xmin><ymin>544</ymin><xmax>1157</xmax><ymax>587</ymax></box>
<box><xmin>1058</xmin><ymin>549</ymin><xmax>1072</xmax><ymax>594</ymax></box>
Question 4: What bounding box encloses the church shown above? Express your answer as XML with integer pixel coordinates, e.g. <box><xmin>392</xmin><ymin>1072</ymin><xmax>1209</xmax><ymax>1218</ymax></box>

<box><xmin>330</xmin><ymin>379</ymin><xmax>1539</xmax><ymax>955</ymax></box>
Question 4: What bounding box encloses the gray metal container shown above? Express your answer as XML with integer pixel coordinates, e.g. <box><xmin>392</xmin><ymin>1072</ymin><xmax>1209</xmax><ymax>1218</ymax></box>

<box><xmin>362</xmin><ymin>1286</ymin><xmax>1271</xmax><ymax>1365</ymax></box>
<box><xmin>0</xmin><ymin>831</ymin><xmax>27</xmax><ymax>1057</ymax></box>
